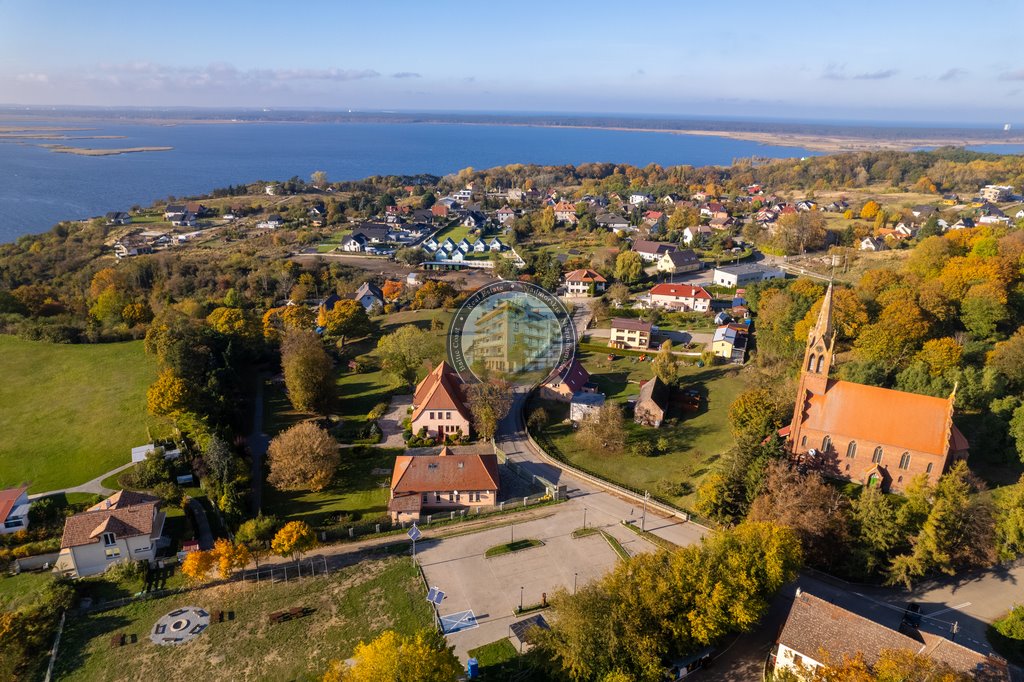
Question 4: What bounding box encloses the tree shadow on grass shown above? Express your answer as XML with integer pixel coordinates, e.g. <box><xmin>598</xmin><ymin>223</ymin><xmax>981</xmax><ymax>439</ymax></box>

<box><xmin>54</xmin><ymin>612</ymin><xmax>134</xmax><ymax>678</ymax></box>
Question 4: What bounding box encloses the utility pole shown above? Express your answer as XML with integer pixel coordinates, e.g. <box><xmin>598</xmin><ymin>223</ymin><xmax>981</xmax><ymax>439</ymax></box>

<box><xmin>641</xmin><ymin>490</ymin><xmax>650</xmax><ymax>531</ymax></box>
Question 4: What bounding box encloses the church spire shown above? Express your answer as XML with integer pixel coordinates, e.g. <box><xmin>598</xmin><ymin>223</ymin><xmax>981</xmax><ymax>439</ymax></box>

<box><xmin>812</xmin><ymin>282</ymin><xmax>834</xmax><ymax>343</ymax></box>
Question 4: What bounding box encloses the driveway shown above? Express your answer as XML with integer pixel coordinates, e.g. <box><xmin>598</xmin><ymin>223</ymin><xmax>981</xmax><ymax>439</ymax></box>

<box><xmin>29</xmin><ymin>460</ymin><xmax>137</xmax><ymax>500</ymax></box>
<box><xmin>418</xmin><ymin>496</ymin><xmax>655</xmax><ymax>660</ymax></box>
<box><xmin>379</xmin><ymin>394</ymin><xmax>412</xmax><ymax>449</ymax></box>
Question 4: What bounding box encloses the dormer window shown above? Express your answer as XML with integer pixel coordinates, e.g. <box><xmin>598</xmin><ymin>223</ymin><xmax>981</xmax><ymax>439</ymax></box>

<box><xmin>102</xmin><ymin>532</ymin><xmax>116</xmax><ymax>546</ymax></box>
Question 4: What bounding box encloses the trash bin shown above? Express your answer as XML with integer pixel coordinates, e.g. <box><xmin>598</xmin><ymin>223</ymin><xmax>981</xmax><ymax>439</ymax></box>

<box><xmin>466</xmin><ymin>658</ymin><xmax>479</xmax><ymax>679</ymax></box>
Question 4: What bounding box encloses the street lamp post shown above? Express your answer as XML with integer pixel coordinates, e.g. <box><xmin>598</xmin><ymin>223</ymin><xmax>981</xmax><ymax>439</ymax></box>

<box><xmin>583</xmin><ymin>507</ymin><xmax>587</xmax><ymax>530</ymax></box>
<box><xmin>574</xmin><ymin>572</ymin><xmax>578</xmax><ymax>595</ymax></box>
<box><xmin>641</xmin><ymin>490</ymin><xmax>650</xmax><ymax>531</ymax></box>
<box><xmin>520</xmin><ymin>586</ymin><xmax>524</xmax><ymax>612</ymax></box>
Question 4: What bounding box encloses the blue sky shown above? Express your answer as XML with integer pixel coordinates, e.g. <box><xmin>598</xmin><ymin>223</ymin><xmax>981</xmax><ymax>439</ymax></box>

<box><xmin>2</xmin><ymin>0</ymin><xmax>1023</xmax><ymax>123</ymax></box>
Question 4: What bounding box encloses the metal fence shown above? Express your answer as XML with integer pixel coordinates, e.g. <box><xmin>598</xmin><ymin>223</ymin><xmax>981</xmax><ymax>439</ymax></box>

<box><xmin>239</xmin><ymin>555</ymin><xmax>331</xmax><ymax>586</ymax></box>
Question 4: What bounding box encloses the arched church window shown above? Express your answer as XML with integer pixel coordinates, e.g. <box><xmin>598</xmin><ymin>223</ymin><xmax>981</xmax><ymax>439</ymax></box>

<box><xmin>846</xmin><ymin>442</ymin><xmax>856</xmax><ymax>459</ymax></box>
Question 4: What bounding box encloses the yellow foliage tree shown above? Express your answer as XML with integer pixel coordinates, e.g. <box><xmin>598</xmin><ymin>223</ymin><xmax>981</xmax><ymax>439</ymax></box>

<box><xmin>859</xmin><ymin>200</ymin><xmax>880</xmax><ymax>220</ymax></box>
<box><xmin>146</xmin><ymin>369</ymin><xmax>190</xmax><ymax>417</ymax></box>
<box><xmin>207</xmin><ymin>307</ymin><xmax>257</xmax><ymax>340</ymax></box>
<box><xmin>212</xmin><ymin>538</ymin><xmax>251</xmax><ymax>579</ymax></box>
<box><xmin>271</xmin><ymin>520</ymin><xmax>316</xmax><ymax>562</ymax></box>
<box><xmin>916</xmin><ymin>338</ymin><xmax>963</xmax><ymax>376</ymax></box>
<box><xmin>322</xmin><ymin>630</ymin><xmax>461</xmax><ymax>682</ymax></box>
<box><xmin>181</xmin><ymin>550</ymin><xmax>215</xmax><ymax>583</ymax></box>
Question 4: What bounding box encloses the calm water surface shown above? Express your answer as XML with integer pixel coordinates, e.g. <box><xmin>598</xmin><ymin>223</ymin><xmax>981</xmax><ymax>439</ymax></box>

<box><xmin>0</xmin><ymin>121</ymin><xmax>821</xmax><ymax>242</ymax></box>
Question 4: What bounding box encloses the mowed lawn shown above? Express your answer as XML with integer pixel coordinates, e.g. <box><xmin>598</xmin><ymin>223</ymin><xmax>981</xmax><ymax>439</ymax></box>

<box><xmin>263</xmin><ymin>447</ymin><xmax>398</xmax><ymax>527</ymax></box>
<box><xmin>0</xmin><ymin>336</ymin><xmax>160</xmax><ymax>493</ymax></box>
<box><xmin>535</xmin><ymin>349</ymin><xmax>746</xmax><ymax>509</ymax></box>
<box><xmin>55</xmin><ymin>555</ymin><xmax>433</xmax><ymax>682</ymax></box>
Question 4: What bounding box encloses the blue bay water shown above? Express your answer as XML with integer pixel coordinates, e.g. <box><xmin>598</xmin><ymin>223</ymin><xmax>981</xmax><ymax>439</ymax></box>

<box><xmin>0</xmin><ymin>121</ymin><xmax>821</xmax><ymax>243</ymax></box>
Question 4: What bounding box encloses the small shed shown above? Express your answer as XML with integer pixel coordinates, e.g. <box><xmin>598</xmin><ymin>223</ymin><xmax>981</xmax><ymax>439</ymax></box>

<box><xmin>570</xmin><ymin>392</ymin><xmax>606</xmax><ymax>424</ymax></box>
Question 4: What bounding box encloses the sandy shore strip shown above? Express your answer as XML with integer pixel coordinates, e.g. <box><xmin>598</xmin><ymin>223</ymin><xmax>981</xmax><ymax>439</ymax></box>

<box><xmin>41</xmin><ymin>144</ymin><xmax>173</xmax><ymax>156</ymax></box>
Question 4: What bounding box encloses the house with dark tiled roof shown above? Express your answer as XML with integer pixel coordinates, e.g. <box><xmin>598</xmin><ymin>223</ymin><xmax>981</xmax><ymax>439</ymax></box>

<box><xmin>634</xmin><ymin>376</ymin><xmax>670</xmax><ymax>427</ymax></box>
<box><xmin>631</xmin><ymin>239</ymin><xmax>677</xmax><ymax>263</ymax></box>
<box><xmin>410</xmin><ymin>362</ymin><xmax>472</xmax><ymax>442</ymax></box>
<box><xmin>353</xmin><ymin>282</ymin><xmax>385</xmax><ymax>311</ymax></box>
<box><xmin>609</xmin><ymin>318</ymin><xmax>652</xmax><ymax>350</ymax></box>
<box><xmin>656</xmin><ymin>249</ymin><xmax>702</xmax><ymax>276</ymax></box>
<box><xmin>388</xmin><ymin>446</ymin><xmax>500</xmax><ymax>522</ymax></box>
<box><xmin>539</xmin><ymin>359</ymin><xmax>595</xmax><ymax>402</ymax></box>
<box><xmin>55</xmin><ymin>491</ymin><xmax>165</xmax><ymax>577</ymax></box>
<box><xmin>773</xmin><ymin>589</ymin><xmax>1009</xmax><ymax>680</ymax></box>
<box><xmin>788</xmin><ymin>284</ymin><xmax>968</xmax><ymax>492</ymax></box>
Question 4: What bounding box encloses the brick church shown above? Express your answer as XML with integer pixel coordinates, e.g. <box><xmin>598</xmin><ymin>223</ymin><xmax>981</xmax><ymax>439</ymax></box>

<box><xmin>786</xmin><ymin>284</ymin><xmax>969</xmax><ymax>492</ymax></box>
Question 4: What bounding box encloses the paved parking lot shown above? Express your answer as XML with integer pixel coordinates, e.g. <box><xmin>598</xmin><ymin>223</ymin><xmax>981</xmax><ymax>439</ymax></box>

<box><xmin>417</xmin><ymin>497</ymin><xmax>657</xmax><ymax>659</ymax></box>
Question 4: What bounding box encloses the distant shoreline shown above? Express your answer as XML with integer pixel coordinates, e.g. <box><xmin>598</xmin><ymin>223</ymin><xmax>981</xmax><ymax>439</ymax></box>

<box><xmin>42</xmin><ymin>145</ymin><xmax>174</xmax><ymax>157</ymax></box>
<box><xmin>2</xmin><ymin>113</ymin><xmax>1022</xmax><ymax>155</ymax></box>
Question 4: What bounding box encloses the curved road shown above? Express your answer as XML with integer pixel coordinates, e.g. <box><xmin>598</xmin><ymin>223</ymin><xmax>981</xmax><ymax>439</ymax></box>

<box><xmin>495</xmin><ymin>389</ymin><xmax>707</xmax><ymax>549</ymax></box>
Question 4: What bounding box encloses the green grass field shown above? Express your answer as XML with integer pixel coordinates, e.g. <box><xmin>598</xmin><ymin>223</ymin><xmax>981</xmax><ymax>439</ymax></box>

<box><xmin>534</xmin><ymin>358</ymin><xmax>745</xmax><ymax>509</ymax></box>
<box><xmin>0</xmin><ymin>337</ymin><xmax>161</xmax><ymax>493</ymax></box>
<box><xmin>55</xmin><ymin>555</ymin><xmax>433</xmax><ymax>682</ymax></box>
<box><xmin>263</xmin><ymin>447</ymin><xmax>398</xmax><ymax>527</ymax></box>
<box><xmin>0</xmin><ymin>571</ymin><xmax>55</xmax><ymax>613</ymax></box>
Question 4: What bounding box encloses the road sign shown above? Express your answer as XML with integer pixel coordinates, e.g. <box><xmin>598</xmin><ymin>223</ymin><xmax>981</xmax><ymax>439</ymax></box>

<box><xmin>426</xmin><ymin>587</ymin><xmax>445</xmax><ymax>605</ymax></box>
<box><xmin>408</xmin><ymin>524</ymin><xmax>422</xmax><ymax>542</ymax></box>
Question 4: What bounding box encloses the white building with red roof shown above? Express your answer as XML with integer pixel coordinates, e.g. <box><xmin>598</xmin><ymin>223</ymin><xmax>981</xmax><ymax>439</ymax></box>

<box><xmin>648</xmin><ymin>283</ymin><xmax>712</xmax><ymax>312</ymax></box>
<box><xmin>0</xmin><ymin>486</ymin><xmax>30</xmax><ymax>535</ymax></box>
<box><xmin>410</xmin><ymin>361</ymin><xmax>473</xmax><ymax>442</ymax></box>
<box><xmin>563</xmin><ymin>268</ymin><xmax>607</xmax><ymax>297</ymax></box>
<box><xmin>388</xmin><ymin>446</ymin><xmax>500</xmax><ymax>522</ymax></box>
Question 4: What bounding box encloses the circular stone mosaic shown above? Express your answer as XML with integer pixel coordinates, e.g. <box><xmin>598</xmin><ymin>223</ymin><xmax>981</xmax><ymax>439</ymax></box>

<box><xmin>150</xmin><ymin>606</ymin><xmax>210</xmax><ymax>645</ymax></box>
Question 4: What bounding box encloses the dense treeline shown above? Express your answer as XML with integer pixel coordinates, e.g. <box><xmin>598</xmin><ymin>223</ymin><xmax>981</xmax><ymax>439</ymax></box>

<box><xmin>698</xmin><ymin>224</ymin><xmax>1024</xmax><ymax>585</ymax></box>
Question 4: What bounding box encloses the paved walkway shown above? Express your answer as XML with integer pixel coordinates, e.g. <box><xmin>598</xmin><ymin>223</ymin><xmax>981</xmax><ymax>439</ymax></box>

<box><xmin>247</xmin><ymin>377</ymin><xmax>270</xmax><ymax>515</ymax></box>
<box><xmin>187</xmin><ymin>498</ymin><xmax>215</xmax><ymax>550</ymax></box>
<box><xmin>379</xmin><ymin>394</ymin><xmax>412</xmax><ymax>449</ymax></box>
<box><xmin>29</xmin><ymin>460</ymin><xmax>136</xmax><ymax>500</ymax></box>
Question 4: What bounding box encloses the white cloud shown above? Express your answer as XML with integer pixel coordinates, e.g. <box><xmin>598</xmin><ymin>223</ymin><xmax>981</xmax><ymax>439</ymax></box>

<box><xmin>15</xmin><ymin>72</ymin><xmax>49</xmax><ymax>84</ymax></box>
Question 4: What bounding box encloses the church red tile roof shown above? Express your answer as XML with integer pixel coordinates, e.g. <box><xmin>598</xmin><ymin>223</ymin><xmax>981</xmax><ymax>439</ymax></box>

<box><xmin>800</xmin><ymin>380</ymin><xmax>963</xmax><ymax>457</ymax></box>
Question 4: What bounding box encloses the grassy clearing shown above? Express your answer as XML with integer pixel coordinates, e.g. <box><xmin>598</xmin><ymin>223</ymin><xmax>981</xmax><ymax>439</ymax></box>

<box><xmin>533</xmin><ymin>362</ymin><xmax>745</xmax><ymax>509</ymax></box>
<box><xmin>0</xmin><ymin>337</ymin><xmax>162</xmax><ymax>492</ymax></box>
<box><xmin>264</xmin><ymin>309</ymin><xmax>452</xmax><ymax>440</ymax></box>
<box><xmin>469</xmin><ymin>638</ymin><xmax>519</xmax><ymax>673</ymax></box>
<box><xmin>484</xmin><ymin>538</ymin><xmax>544</xmax><ymax>558</ymax></box>
<box><xmin>0</xmin><ymin>571</ymin><xmax>55</xmax><ymax>613</ymax></box>
<box><xmin>263</xmin><ymin>447</ymin><xmax>398</xmax><ymax>526</ymax></box>
<box><xmin>55</xmin><ymin>555</ymin><xmax>433</xmax><ymax>682</ymax></box>
<box><xmin>433</xmin><ymin>222</ymin><xmax>476</xmax><ymax>244</ymax></box>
